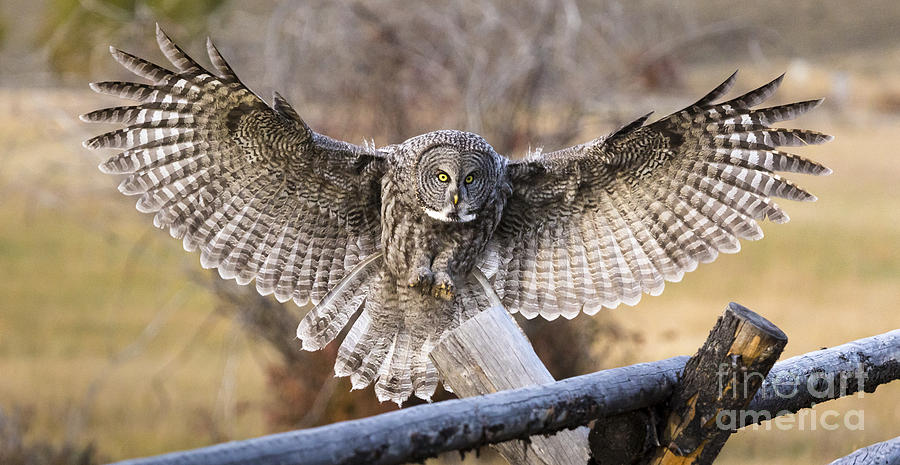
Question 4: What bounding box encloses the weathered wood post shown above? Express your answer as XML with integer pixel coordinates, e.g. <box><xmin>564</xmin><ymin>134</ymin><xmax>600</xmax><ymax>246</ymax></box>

<box><xmin>429</xmin><ymin>272</ymin><xmax>591</xmax><ymax>465</ymax></box>
<box><xmin>590</xmin><ymin>302</ymin><xmax>788</xmax><ymax>465</ymax></box>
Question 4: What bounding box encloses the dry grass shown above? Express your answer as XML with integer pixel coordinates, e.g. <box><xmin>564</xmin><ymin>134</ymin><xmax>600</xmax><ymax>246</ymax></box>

<box><xmin>0</xmin><ymin>64</ymin><xmax>897</xmax><ymax>465</ymax></box>
<box><xmin>0</xmin><ymin>89</ymin><xmax>276</xmax><ymax>458</ymax></box>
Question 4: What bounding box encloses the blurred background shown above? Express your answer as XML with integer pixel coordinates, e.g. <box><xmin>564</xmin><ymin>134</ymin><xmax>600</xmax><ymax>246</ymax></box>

<box><xmin>0</xmin><ymin>0</ymin><xmax>898</xmax><ymax>464</ymax></box>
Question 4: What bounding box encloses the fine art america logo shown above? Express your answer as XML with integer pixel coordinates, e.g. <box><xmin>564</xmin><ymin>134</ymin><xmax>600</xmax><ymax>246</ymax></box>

<box><xmin>715</xmin><ymin>362</ymin><xmax>868</xmax><ymax>431</ymax></box>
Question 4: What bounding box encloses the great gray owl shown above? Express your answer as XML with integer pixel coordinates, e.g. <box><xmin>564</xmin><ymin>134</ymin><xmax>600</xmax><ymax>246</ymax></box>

<box><xmin>83</xmin><ymin>26</ymin><xmax>831</xmax><ymax>405</ymax></box>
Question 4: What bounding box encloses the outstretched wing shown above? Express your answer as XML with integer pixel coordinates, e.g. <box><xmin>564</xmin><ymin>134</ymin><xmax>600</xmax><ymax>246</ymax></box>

<box><xmin>83</xmin><ymin>25</ymin><xmax>386</xmax><ymax>306</ymax></box>
<box><xmin>484</xmin><ymin>72</ymin><xmax>832</xmax><ymax>320</ymax></box>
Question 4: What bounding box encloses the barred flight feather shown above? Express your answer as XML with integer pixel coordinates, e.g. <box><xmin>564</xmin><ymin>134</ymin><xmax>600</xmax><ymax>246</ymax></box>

<box><xmin>84</xmin><ymin>25</ymin><xmax>385</xmax><ymax>311</ymax></box>
<box><xmin>487</xmin><ymin>71</ymin><xmax>831</xmax><ymax>319</ymax></box>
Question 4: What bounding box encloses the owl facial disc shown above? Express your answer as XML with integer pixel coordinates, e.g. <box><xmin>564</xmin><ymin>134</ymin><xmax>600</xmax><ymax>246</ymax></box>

<box><xmin>411</xmin><ymin>133</ymin><xmax>503</xmax><ymax>224</ymax></box>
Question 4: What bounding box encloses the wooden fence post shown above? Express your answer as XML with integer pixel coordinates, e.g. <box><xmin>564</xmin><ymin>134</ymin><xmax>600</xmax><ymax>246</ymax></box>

<box><xmin>590</xmin><ymin>302</ymin><xmax>788</xmax><ymax>465</ymax></box>
<box><xmin>430</xmin><ymin>304</ymin><xmax>591</xmax><ymax>465</ymax></box>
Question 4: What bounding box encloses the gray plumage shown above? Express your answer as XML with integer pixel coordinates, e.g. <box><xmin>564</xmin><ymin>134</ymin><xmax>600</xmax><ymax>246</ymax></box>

<box><xmin>84</xmin><ymin>27</ymin><xmax>832</xmax><ymax>405</ymax></box>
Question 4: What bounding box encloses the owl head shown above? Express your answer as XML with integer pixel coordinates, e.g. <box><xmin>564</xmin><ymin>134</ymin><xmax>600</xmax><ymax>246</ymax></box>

<box><xmin>403</xmin><ymin>130</ymin><xmax>505</xmax><ymax>223</ymax></box>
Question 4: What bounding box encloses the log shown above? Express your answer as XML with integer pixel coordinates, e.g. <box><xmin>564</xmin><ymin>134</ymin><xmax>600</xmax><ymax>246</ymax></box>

<box><xmin>430</xmin><ymin>304</ymin><xmax>591</xmax><ymax>465</ymax></box>
<box><xmin>589</xmin><ymin>303</ymin><xmax>789</xmax><ymax>465</ymax></box>
<box><xmin>109</xmin><ymin>357</ymin><xmax>687</xmax><ymax>465</ymax></box>
<box><xmin>826</xmin><ymin>436</ymin><xmax>900</xmax><ymax>465</ymax></box>
<box><xmin>647</xmin><ymin>302</ymin><xmax>788</xmax><ymax>464</ymax></box>
<box><xmin>106</xmin><ymin>329</ymin><xmax>899</xmax><ymax>465</ymax></box>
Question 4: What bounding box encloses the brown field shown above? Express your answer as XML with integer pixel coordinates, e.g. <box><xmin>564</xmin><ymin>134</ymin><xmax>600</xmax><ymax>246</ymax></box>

<box><xmin>1</xmin><ymin>43</ymin><xmax>898</xmax><ymax>465</ymax></box>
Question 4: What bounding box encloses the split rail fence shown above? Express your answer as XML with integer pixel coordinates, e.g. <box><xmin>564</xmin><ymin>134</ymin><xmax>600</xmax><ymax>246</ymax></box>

<box><xmin>110</xmin><ymin>303</ymin><xmax>899</xmax><ymax>465</ymax></box>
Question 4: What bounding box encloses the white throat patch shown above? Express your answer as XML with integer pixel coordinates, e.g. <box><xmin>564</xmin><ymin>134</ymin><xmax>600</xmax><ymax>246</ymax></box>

<box><xmin>424</xmin><ymin>207</ymin><xmax>475</xmax><ymax>223</ymax></box>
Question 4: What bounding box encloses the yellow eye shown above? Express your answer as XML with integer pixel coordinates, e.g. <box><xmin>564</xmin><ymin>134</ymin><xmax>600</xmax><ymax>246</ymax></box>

<box><xmin>437</xmin><ymin>172</ymin><xmax>450</xmax><ymax>182</ymax></box>
<box><xmin>465</xmin><ymin>174</ymin><xmax>474</xmax><ymax>184</ymax></box>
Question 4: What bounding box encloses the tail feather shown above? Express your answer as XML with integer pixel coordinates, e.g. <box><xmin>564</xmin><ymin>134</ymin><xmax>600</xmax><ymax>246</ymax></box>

<box><xmin>375</xmin><ymin>330</ymin><xmax>412</xmax><ymax>404</ymax></box>
<box><xmin>350</xmin><ymin>333</ymin><xmax>390</xmax><ymax>390</ymax></box>
<box><xmin>334</xmin><ymin>309</ymin><xmax>371</xmax><ymax>377</ymax></box>
<box><xmin>335</xmin><ymin>284</ymin><xmax>382</xmax><ymax>379</ymax></box>
<box><xmin>331</xmin><ymin>273</ymin><xmax>491</xmax><ymax>405</ymax></box>
<box><xmin>412</xmin><ymin>337</ymin><xmax>439</xmax><ymax>401</ymax></box>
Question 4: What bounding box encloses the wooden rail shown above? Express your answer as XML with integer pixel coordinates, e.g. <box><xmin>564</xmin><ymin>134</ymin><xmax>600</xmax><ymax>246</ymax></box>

<box><xmin>826</xmin><ymin>435</ymin><xmax>900</xmax><ymax>465</ymax></box>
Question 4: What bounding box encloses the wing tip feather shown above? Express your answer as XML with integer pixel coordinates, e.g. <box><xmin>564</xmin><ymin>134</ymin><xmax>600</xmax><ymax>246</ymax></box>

<box><xmin>205</xmin><ymin>36</ymin><xmax>237</xmax><ymax>78</ymax></box>
<box><xmin>298</xmin><ymin>331</ymin><xmax>324</xmax><ymax>351</ymax></box>
<box><xmin>107</xmin><ymin>46</ymin><xmax>132</xmax><ymax>68</ymax></box>
<box><xmin>804</xmin><ymin>98</ymin><xmax>826</xmax><ymax>113</ymax></box>
<box><xmin>83</xmin><ymin>136</ymin><xmax>102</xmax><ymax>150</ymax></box>
<box><xmin>690</xmin><ymin>70</ymin><xmax>739</xmax><ymax>108</ymax></box>
<box><xmin>769</xmin><ymin>72</ymin><xmax>786</xmax><ymax>91</ymax></box>
<box><xmin>155</xmin><ymin>22</ymin><xmax>174</xmax><ymax>52</ymax></box>
<box><xmin>116</xmin><ymin>178</ymin><xmax>135</xmax><ymax>195</ymax></box>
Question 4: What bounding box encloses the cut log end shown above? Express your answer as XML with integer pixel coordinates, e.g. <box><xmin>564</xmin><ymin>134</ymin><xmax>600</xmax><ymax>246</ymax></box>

<box><xmin>727</xmin><ymin>302</ymin><xmax>787</xmax><ymax>342</ymax></box>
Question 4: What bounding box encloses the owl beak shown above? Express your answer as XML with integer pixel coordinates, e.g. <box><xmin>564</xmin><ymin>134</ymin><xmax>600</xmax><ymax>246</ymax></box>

<box><xmin>453</xmin><ymin>194</ymin><xmax>459</xmax><ymax>205</ymax></box>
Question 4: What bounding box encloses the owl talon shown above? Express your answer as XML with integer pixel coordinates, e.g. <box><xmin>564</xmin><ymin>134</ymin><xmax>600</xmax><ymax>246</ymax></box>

<box><xmin>432</xmin><ymin>274</ymin><xmax>454</xmax><ymax>300</ymax></box>
<box><xmin>433</xmin><ymin>286</ymin><xmax>453</xmax><ymax>300</ymax></box>
<box><xmin>407</xmin><ymin>267</ymin><xmax>434</xmax><ymax>288</ymax></box>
